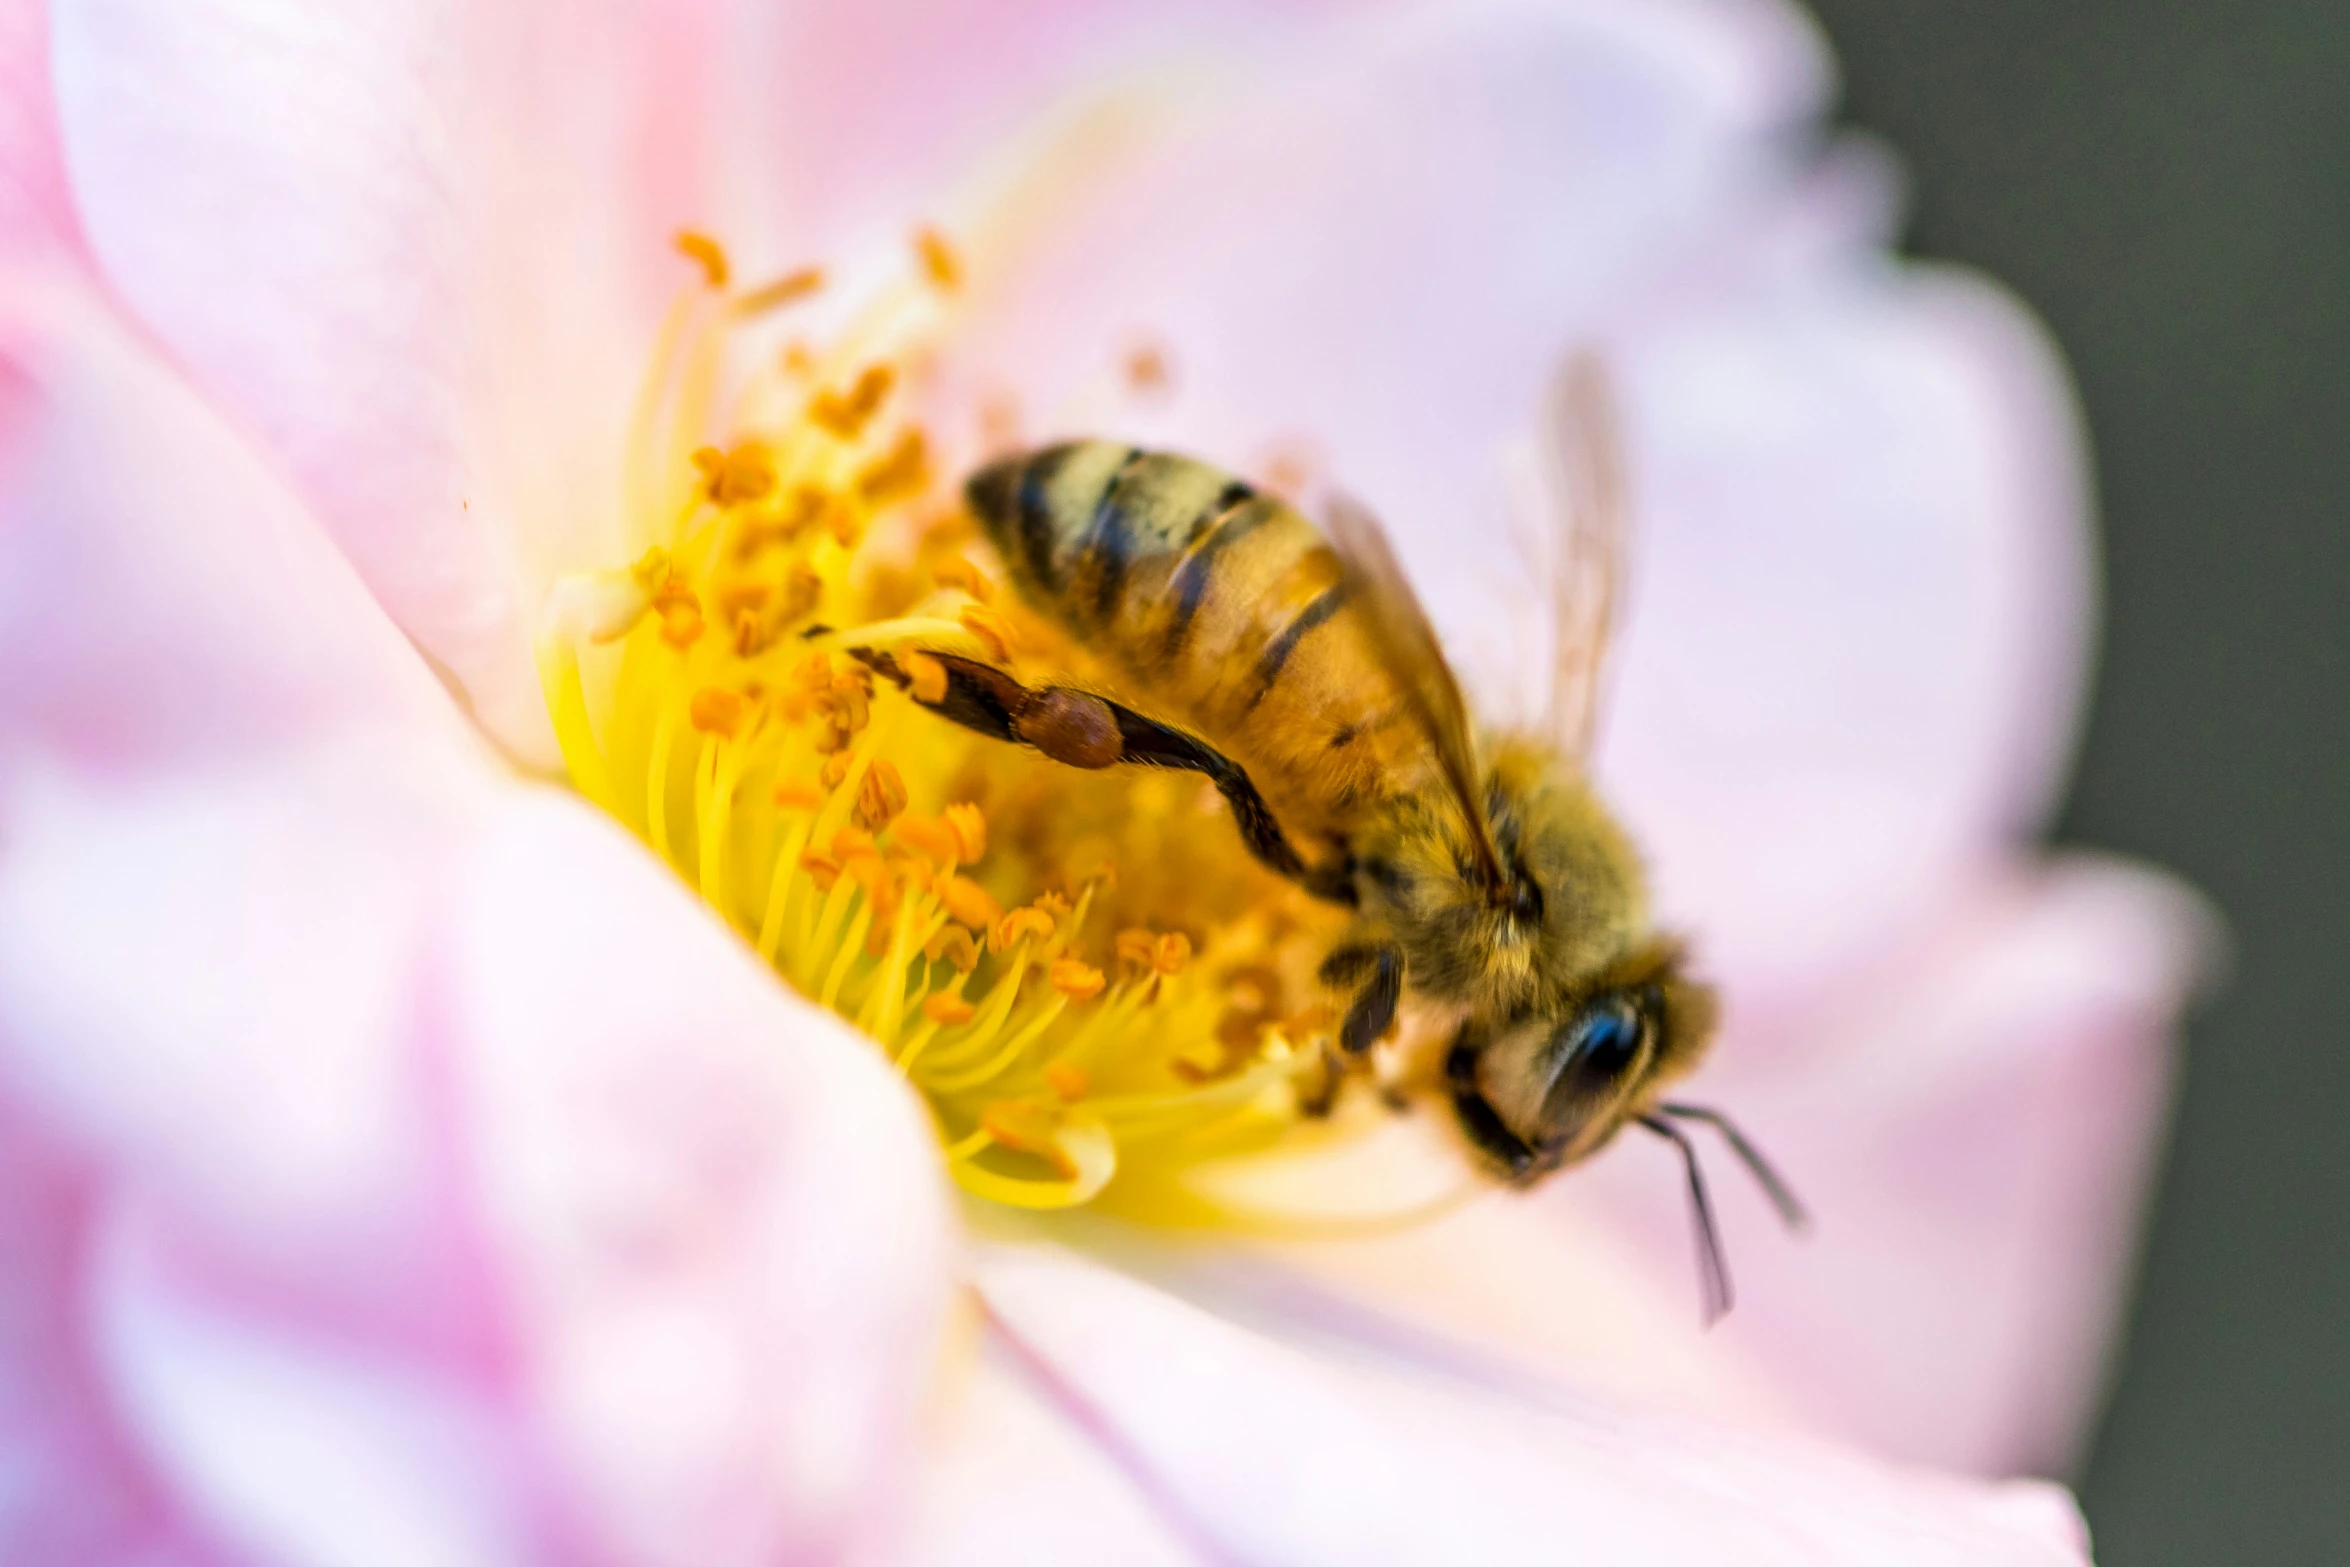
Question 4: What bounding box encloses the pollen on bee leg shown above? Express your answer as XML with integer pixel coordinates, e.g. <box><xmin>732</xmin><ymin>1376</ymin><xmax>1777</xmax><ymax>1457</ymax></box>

<box><xmin>902</xmin><ymin>651</ymin><xmax>950</xmax><ymax>704</ymax></box>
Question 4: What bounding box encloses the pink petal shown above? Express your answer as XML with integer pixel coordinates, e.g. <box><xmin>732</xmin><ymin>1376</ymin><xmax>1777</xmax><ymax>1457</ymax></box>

<box><xmin>941</xmin><ymin>0</ymin><xmax>1831</xmax><ymax>502</ymax></box>
<box><xmin>0</xmin><ymin>278</ymin><xmax>956</xmax><ymax>1563</ymax></box>
<box><xmin>1606</xmin><ymin>268</ymin><xmax>2097</xmax><ymax>1000</ymax></box>
<box><xmin>897</xmin><ymin>1334</ymin><xmax>1198</xmax><ymax>1566</ymax></box>
<box><xmin>446</xmin><ymin>796</ymin><xmax>955</xmax><ymax>1567</ymax></box>
<box><xmin>1571</xmin><ymin>855</ymin><xmax>2212</xmax><ymax>1475</ymax></box>
<box><xmin>0</xmin><ymin>0</ymin><xmax>81</xmax><ymax>260</ymax></box>
<box><xmin>0</xmin><ymin>265</ymin><xmax>463</xmax><ymax>764</ymax></box>
<box><xmin>48</xmin><ymin>0</ymin><xmax>604</xmax><ymax>762</ymax></box>
<box><xmin>0</xmin><ymin>1096</ymin><xmax>179</xmax><ymax>1566</ymax></box>
<box><xmin>37</xmin><ymin>0</ymin><xmax>1342</xmax><ymax>766</ymax></box>
<box><xmin>978</xmin><ymin>1243</ymin><xmax>2092</xmax><ymax>1565</ymax></box>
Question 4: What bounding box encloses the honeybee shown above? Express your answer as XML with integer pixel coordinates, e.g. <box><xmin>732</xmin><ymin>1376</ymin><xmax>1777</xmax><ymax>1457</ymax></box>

<box><xmin>891</xmin><ymin>358</ymin><xmax>1802</xmax><ymax>1316</ymax></box>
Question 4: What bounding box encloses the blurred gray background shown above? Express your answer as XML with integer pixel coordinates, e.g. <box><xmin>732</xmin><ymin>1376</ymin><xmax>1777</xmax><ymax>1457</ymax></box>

<box><xmin>1800</xmin><ymin>3</ymin><xmax>2350</xmax><ymax>1562</ymax></box>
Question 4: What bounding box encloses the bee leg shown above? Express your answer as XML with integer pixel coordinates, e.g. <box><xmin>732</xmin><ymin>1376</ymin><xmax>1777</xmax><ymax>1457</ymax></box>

<box><xmin>874</xmin><ymin>649</ymin><xmax>1358</xmax><ymax>905</ymax></box>
<box><xmin>1322</xmin><ymin>944</ymin><xmax>1403</xmax><ymax>1054</ymax></box>
<box><xmin>1297</xmin><ymin>1040</ymin><xmax>1350</xmax><ymax>1118</ymax></box>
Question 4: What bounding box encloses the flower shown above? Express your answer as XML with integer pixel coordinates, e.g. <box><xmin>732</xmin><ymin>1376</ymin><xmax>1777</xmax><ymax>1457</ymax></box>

<box><xmin>0</xmin><ymin>2</ymin><xmax>2207</xmax><ymax>1564</ymax></box>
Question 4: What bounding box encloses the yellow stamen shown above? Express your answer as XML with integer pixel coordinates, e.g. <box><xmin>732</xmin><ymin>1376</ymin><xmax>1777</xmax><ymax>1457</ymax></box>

<box><xmin>535</xmin><ymin>230</ymin><xmax>1356</xmax><ymax>1216</ymax></box>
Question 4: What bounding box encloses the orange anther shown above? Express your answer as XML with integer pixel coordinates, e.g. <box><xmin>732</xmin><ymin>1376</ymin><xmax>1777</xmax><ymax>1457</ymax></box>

<box><xmin>958</xmin><ymin>604</ymin><xmax>1014</xmax><ymax>660</ymax></box>
<box><xmin>914</xmin><ymin>226</ymin><xmax>963</xmax><ymax>291</ymax></box>
<box><xmin>659</xmin><ymin>599</ymin><xmax>705</xmax><ymax>649</ymax></box>
<box><xmin>932</xmin><ymin>556</ymin><xmax>995</xmax><ymax>603</ymax></box>
<box><xmin>781</xmin><ymin>560</ymin><xmax>824</xmax><ymax>617</ymax></box>
<box><xmin>1032</xmin><ymin>891</ymin><xmax>1072</xmax><ymax>919</ymax></box>
<box><xmin>629</xmin><ymin>546</ymin><xmax>672</xmax><ymax>591</ymax></box>
<box><xmin>1044</xmin><ymin>1061</ymin><xmax>1090</xmax><ymax>1101</ymax></box>
<box><xmin>979</xmin><ymin>390</ymin><xmax>1023</xmax><ymax>454</ymax></box>
<box><xmin>1173</xmin><ymin>1037</ymin><xmax>1230</xmax><ymax>1083</ymax></box>
<box><xmin>823</xmin><ymin>495</ymin><xmax>865</xmax><ymax>548</ymax></box>
<box><xmin>689</xmin><ymin>687</ymin><xmax>745</xmax><ymax>738</ymax></box>
<box><xmin>940</xmin><ymin>875</ymin><xmax>1003</xmax><ymax>932</ymax></box>
<box><xmin>846</xmin><ymin>854</ymin><xmax>899</xmax><ymax>920</ymax></box>
<box><xmin>829</xmin><ymin>825</ymin><xmax>878</xmax><ymax>860</ymax></box>
<box><xmin>980</xmin><ymin>1099</ymin><xmax>1077</xmax><ymax>1177</ymax></box>
<box><xmin>891</xmin><ymin>813</ymin><xmax>961</xmax><ymax>866</ymax></box>
<box><xmin>943</xmin><ymin>802</ymin><xmax>987</xmax><ymax>863</ymax></box>
<box><xmin>1048</xmin><ymin>959</ymin><xmax>1106</xmax><ymax>1001</ymax></box>
<box><xmin>925</xmin><ymin>925</ymin><xmax>980</xmax><ymax>973</ymax></box>
<box><xmin>737</xmin><ymin>265</ymin><xmax>825</xmax><ymax>315</ymax></box>
<box><xmin>716</xmin><ymin>582</ymin><xmax>771</xmax><ymax>617</ymax></box>
<box><xmin>992</xmin><ymin>906</ymin><xmax>1056</xmax><ymax>954</ymax></box>
<box><xmin>675</xmin><ymin>230</ymin><xmax>730</xmax><ymax>288</ymax></box>
<box><xmin>923</xmin><ymin>991</ymin><xmax>977</xmax><ymax>1026</ymax></box>
<box><xmin>1123</xmin><ymin>338</ymin><xmax>1173</xmax><ymax>395</ymax></box>
<box><xmin>854</xmin><ymin>758</ymin><xmax>909</xmax><ymax>831</ymax></box>
<box><xmin>1154</xmin><ymin>932</ymin><xmax>1193</xmax><ymax>975</ymax></box>
<box><xmin>696</xmin><ymin>441</ymin><xmax>776</xmax><ymax>507</ymax></box>
<box><xmin>858</xmin><ymin>430</ymin><xmax>929</xmax><ymax>505</ymax></box>
<box><xmin>809</xmin><ymin>363</ymin><xmax>897</xmax><ymax>439</ymax></box>
<box><xmin>819</xmin><ymin>749</ymin><xmax>852</xmax><ymax>784</ymax></box>
<box><xmin>1115</xmin><ymin>929</ymin><xmax>1158</xmax><ymax>969</ymax></box>
<box><xmin>772</xmin><ymin>779</ymin><xmax>825</xmax><ymax>811</ymax></box>
<box><xmin>798</xmin><ymin>849</ymin><xmax>842</xmax><ymax>891</ymax></box>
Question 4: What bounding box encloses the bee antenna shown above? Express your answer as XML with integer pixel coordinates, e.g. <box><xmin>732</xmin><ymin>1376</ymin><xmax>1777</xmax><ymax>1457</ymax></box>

<box><xmin>1660</xmin><ymin>1102</ymin><xmax>1811</xmax><ymax>1235</ymax></box>
<box><xmin>1638</xmin><ymin>1113</ymin><xmax>1732</xmax><ymax>1326</ymax></box>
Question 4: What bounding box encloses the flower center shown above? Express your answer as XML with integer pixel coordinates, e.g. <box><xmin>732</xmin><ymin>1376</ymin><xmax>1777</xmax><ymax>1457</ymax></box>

<box><xmin>535</xmin><ymin>230</ymin><xmax>1356</xmax><ymax>1212</ymax></box>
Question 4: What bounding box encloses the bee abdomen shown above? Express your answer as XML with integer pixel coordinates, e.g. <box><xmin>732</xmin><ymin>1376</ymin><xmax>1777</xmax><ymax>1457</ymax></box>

<box><xmin>965</xmin><ymin>441</ymin><xmax>1274</xmax><ymax>647</ymax></box>
<box><xmin>966</xmin><ymin>443</ymin><xmax>1393</xmax><ymax>834</ymax></box>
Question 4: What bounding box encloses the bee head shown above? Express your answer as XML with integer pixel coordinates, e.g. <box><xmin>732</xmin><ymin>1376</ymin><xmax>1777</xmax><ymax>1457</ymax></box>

<box><xmin>1448</xmin><ymin>938</ymin><xmax>1716</xmax><ymax>1177</ymax></box>
<box><xmin>1446</xmin><ymin>945</ymin><xmax>1808</xmax><ymax>1325</ymax></box>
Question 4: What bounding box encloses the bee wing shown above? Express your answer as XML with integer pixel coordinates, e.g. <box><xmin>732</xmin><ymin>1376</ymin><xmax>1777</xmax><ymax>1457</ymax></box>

<box><xmin>1322</xmin><ymin>490</ymin><xmax>1509</xmax><ymax>899</ymax></box>
<box><xmin>1540</xmin><ymin>351</ymin><xmax>1630</xmax><ymax>759</ymax></box>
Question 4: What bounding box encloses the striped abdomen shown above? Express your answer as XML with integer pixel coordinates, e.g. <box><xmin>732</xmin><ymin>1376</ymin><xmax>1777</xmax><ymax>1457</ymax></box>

<box><xmin>963</xmin><ymin>441</ymin><xmax>1428</xmax><ymax>842</ymax></box>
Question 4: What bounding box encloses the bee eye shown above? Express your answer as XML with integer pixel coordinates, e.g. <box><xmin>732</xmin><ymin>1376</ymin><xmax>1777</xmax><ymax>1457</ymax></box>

<box><xmin>1567</xmin><ymin>997</ymin><xmax>1645</xmax><ymax>1076</ymax></box>
<box><xmin>1538</xmin><ymin>994</ymin><xmax>1650</xmax><ymax>1131</ymax></box>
